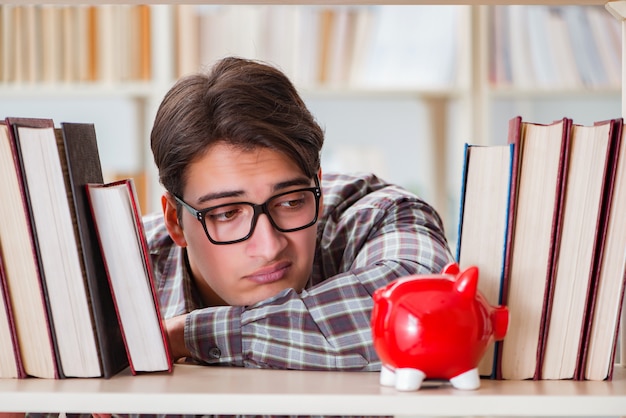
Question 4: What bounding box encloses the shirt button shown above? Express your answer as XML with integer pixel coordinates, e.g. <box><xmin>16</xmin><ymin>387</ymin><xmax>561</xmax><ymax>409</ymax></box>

<box><xmin>208</xmin><ymin>347</ymin><xmax>221</xmax><ymax>359</ymax></box>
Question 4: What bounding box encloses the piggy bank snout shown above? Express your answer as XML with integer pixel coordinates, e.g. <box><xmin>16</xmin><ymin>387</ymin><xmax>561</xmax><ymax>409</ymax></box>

<box><xmin>492</xmin><ymin>305</ymin><xmax>509</xmax><ymax>341</ymax></box>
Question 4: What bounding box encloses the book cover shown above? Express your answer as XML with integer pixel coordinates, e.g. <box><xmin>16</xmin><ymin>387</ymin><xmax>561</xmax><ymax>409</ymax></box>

<box><xmin>1</xmin><ymin>118</ymin><xmax>59</xmax><ymax>379</ymax></box>
<box><xmin>86</xmin><ymin>179</ymin><xmax>172</xmax><ymax>375</ymax></box>
<box><xmin>57</xmin><ymin>122</ymin><xmax>129</xmax><ymax>378</ymax></box>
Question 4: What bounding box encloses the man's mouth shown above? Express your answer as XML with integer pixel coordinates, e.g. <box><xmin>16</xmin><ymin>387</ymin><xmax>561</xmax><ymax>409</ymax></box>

<box><xmin>245</xmin><ymin>261</ymin><xmax>291</xmax><ymax>284</ymax></box>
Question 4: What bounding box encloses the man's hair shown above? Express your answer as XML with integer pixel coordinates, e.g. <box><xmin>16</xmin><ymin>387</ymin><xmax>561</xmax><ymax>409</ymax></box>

<box><xmin>150</xmin><ymin>56</ymin><xmax>325</xmax><ymax>198</ymax></box>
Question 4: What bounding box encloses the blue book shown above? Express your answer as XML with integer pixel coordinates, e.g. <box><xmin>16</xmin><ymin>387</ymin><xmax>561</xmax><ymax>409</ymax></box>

<box><xmin>456</xmin><ymin>129</ymin><xmax>517</xmax><ymax>379</ymax></box>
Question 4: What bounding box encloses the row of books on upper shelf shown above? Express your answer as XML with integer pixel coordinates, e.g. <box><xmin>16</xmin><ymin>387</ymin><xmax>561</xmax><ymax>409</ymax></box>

<box><xmin>175</xmin><ymin>5</ymin><xmax>464</xmax><ymax>89</ymax></box>
<box><xmin>490</xmin><ymin>5</ymin><xmax>621</xmax><ymax>90</ymax></box>
<box><xmin>457</xmin><ymin>115</ymin><xmax>626</xmax><ymax>381</ymax></box>
<box><xmin>0</xmin><ymin>5</ymin><xmax>151</xmax><ymax>84</ymax></box>
<box><xmin>0</xmin><ymin>118</ymin><xmax>170</xmax><ymax>379</ymax></box>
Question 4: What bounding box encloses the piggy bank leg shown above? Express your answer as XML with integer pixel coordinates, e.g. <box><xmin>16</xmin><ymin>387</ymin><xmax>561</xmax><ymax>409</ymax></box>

<box><xmin>449</xmin><ymin>368</ymin><xmax>480</xmax><ymax>390</ymax></box>
<box><xmin>394</xmin><ymin>368</ymin><xmax>426</xmax><ymax>391</ymax></box>
<box><xmin>379</xmin><ymin>364</ymin><xmax>396</xmax><ymax>387</ymax></box>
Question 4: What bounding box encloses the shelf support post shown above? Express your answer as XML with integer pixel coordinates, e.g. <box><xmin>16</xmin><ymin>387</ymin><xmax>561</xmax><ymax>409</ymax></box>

<box><xmin>604</xmin><ymin>0</ymin><xmax>626</xmax><ymax>369</ymax></box>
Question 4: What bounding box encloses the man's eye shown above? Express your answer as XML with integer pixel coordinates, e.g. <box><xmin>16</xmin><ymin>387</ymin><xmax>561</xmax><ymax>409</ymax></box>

<box><xmin>208</xmin><ymin>206</ymin><xmax>242</xmax><ymax>222</ymax></box>
<box><xmin>283</xmin><ymin>198</ymin><xmax>304</xmax><ymax>208</ymax></box>
<box><xmin>273</xmin><ymin>196</ymin><xmax>306</xmax><ymax>211</ymax></box>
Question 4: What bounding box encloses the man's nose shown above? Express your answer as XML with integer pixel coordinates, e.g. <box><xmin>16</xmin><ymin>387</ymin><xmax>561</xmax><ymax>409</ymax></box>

<box><xmin>246</xmin><ymin>213</ymin><xmax>287</xmax><ymax>258</ymax></box>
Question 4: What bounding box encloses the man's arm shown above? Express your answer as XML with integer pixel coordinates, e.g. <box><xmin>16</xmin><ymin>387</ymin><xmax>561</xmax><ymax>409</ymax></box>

<box><xmin>165</xmin><ymin>314</ymin><xmax>191</xmax><ymax>360</ymax></box>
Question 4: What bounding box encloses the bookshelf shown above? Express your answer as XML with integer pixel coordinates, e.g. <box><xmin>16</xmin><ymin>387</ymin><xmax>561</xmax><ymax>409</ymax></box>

<box><xmin>1</xmin><ymin>364</ymin><xmax>626</xmax><ymax>415</ymax></box>
<box><xmin>480</xmin><ymin>4</ymin><xmax>621</xmax><ymax>149</ymax></box>
<box><xmin>0</xmin><ymin>1</ymin><xmax>625</xmax><ymax>416</ymax></box>
<box><xmin>1</xmin><ymin>3</ymin><xmax>619</xmax><ymax>234</ymax></box>
<box><xmin>0</xmin><ymin>3</ymin><xmax>619</xmax><ymax>233</ymax></box>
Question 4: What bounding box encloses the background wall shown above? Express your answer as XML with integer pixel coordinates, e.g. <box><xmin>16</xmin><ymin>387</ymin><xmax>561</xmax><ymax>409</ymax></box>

<box><xmin>0</xmin><ymin>4</ymin><xmax>621</xmax><ymax>248</ymax></box>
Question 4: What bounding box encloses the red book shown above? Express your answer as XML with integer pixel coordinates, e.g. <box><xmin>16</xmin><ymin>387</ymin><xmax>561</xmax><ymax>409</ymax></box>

<box><xmin>579</xmin><ymin>118</ymin><xmax>626</xmax><ymax>380</ymax></box>
<box><xmin>0</xmin><ymin>250</ymin><xmax>26</xmax><ymax>378</ymax></box>
<box><xmin>86</xmin><ymin>179</ymin><xmax>172</xmax><ymax>374</ymax></box>
<box><xmin>541</xmin><ymin>118</ymin><xmax>618</xmax><ymax>380</ymax></box>
<box><xmin>499</xmin><ymin>117</ymin><xmax>571</xmax><ymax>380</ymax></box>
<box><xmin>0</xmin><ymin>118</ymin><xmax>59</xmax><ymax>379</ymax></box>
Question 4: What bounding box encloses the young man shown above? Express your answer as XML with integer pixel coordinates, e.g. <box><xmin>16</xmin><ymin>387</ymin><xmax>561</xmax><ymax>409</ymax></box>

<box><xmin>146</xmin><ymin>56</ymin><xmax>454</xmax><ymax>370</ymax></box>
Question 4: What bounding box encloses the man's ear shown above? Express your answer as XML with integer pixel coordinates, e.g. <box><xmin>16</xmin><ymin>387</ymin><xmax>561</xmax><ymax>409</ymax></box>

<box><xmin>162</xmin><ymin>193</ymin><xmax>188</xmax><ymax>247</ymax></box>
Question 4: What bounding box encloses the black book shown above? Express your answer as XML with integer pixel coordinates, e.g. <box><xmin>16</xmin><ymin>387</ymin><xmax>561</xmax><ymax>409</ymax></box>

<box><xmin>57</xmin><ymin>122</ymin><xmax>129</xmax><ymax>378</ymax></box>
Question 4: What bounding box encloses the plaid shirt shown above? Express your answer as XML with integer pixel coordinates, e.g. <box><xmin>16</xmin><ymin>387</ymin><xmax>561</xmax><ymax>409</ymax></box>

<box><xmin>144</xmin><ymin>172</ymin><xmax>453</xmax><ymax>371</ymax></box>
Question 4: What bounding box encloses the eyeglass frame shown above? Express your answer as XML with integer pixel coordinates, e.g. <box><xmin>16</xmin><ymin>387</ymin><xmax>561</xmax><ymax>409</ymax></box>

<box><xmin>172</xmin><ymin>176</ymin><xmax>322</xmax><ymax>245</ymax></box>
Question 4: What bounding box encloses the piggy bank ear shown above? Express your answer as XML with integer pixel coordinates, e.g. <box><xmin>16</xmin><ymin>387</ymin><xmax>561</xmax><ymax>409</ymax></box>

<box><xmin>454</xmin><ymin>266</ymin><xmax>478</xmax><ymax>298</ymax></box>
<box><xmin>442</xmin><ymin>262</ymin><xmax>460</xmax><ymax>276</ymax></box>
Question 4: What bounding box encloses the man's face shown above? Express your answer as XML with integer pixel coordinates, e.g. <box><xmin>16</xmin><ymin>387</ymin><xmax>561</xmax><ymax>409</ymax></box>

<box><xmin>164</xmin><ymin>143</ymin><xmax>321</xmax><ymax>307</ymax></box>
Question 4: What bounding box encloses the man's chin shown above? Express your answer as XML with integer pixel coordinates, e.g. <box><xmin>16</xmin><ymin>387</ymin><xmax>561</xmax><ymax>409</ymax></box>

<box><xmin>238</xmin><ymin>282</ymin><xmax>303</xmax><ymax>307</ymax></box>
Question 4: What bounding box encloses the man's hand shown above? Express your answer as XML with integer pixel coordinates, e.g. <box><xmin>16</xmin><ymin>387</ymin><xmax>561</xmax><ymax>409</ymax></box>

<box><xmin>165</xmin><ymin>314</ymin><xmax>192</xmax><ymax>361</ymax></box>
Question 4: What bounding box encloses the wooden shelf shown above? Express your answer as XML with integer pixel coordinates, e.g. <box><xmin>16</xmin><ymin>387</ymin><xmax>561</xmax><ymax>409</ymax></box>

<box><xmin>13</xmin><ymin>0</ymin><xmax>609</xmax><ymax>5</ymax></box>
<box><xmin>0</xmin><ymin>82</ymin><xmax>157</xmax><ymax>99</ymax></box>
<box><xmin>487</xmin><ymin>87</ymin><xmax>621</xmax><ymax>99</ymax></box>
<box><xmin>301</xmin><ymin>86</ymin><xmax>468</xmax><ymax>100</ymax></box>
<box><xmin>0</xmin><ymin>364</ymin><xmax>625</xmax><ymax>415</ymax></box>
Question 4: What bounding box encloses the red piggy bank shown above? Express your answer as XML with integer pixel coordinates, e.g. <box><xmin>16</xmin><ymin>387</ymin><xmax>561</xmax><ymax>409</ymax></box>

<box><xmin>371</xmin><ymin>263</ymin><xmax>508</xmax><ymax>391</ymax></box>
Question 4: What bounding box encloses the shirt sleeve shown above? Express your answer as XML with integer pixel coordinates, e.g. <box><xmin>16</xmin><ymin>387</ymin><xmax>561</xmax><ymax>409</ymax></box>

<box><xmin>183</xmin><ymin>178</ymin><xmax>454</xmax><ymax>370</ymax></box>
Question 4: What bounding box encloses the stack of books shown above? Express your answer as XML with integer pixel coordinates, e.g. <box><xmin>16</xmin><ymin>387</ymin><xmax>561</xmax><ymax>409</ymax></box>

<box><xmin>457</xmin><ymin>116</ymin><xmax>626</xmax><ymax>381</ymax></box>
<box><xmin>0</xmin><ymin>117</ymin><xmax>171</xmax><ymax>379</ymax></box>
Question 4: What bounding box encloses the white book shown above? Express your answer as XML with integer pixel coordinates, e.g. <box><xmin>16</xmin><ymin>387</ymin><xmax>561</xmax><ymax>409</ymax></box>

<box><xmin>15</xmin><ymin>125</ymin><xmax>101</xmax><ymax>378</ymax></box>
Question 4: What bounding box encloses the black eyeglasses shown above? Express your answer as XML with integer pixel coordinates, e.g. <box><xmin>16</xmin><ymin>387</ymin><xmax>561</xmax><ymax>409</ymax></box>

<box><xmin>173</xmin><ymin>178</ymin><xmax>321</xmax><ymax>245</ymax></box>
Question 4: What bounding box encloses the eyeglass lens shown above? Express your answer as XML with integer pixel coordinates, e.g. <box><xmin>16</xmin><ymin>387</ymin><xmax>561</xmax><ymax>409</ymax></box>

<box><xmin>203</xmin><ymin>189</ymin><xmax>318</xmax><ymax>243</ymax></box>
